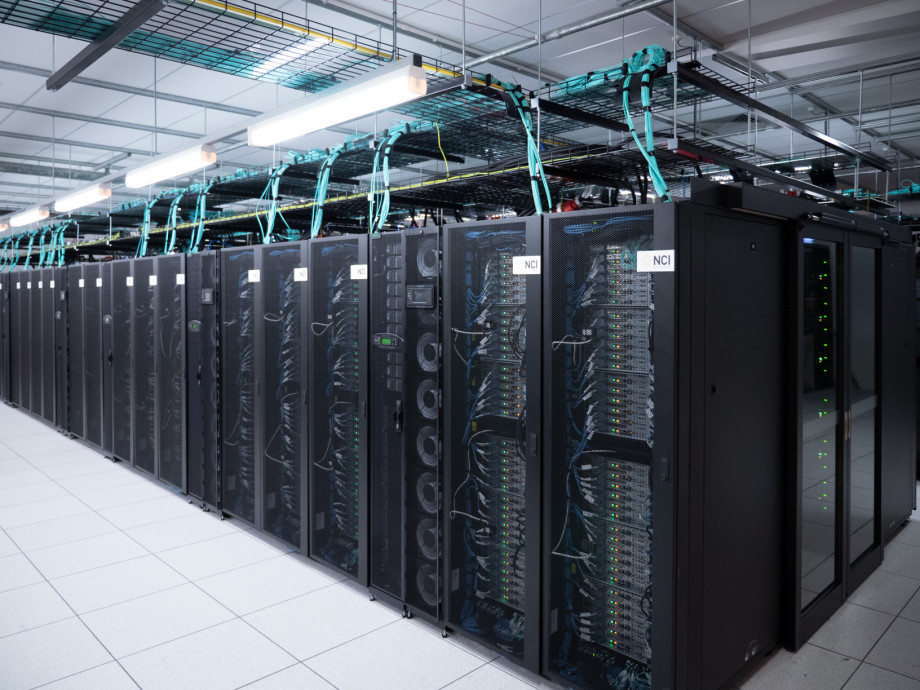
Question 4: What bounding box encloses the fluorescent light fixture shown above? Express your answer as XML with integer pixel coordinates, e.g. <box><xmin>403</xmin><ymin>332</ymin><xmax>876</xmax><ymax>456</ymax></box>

<box><xmin>125</xmin><ymin>144</ymin><xmax>217</xmax><ymax>188</ymax></box>
<box><xmin>251</xmin><ymin>38</ymin><xmax>328</xmax><ymax>78</ymax></box>
<box><xmin>53</xmin><ymin>183</ymin><xmax>112</xmax><ymax>213</ymax></box>
<box><xmin>0</xmin><ymin>222</ymin><xmax>7</xmax><ymax>231</ymax></box>
<box><xmin>248</xmin><ymin>60</ymin><xmax>427</xmax><ymax>148</ymax></box>
<box><xmin>10</xmin><ymin>206</ymin><xmax>49</xmax><ymax>227</ymax></box>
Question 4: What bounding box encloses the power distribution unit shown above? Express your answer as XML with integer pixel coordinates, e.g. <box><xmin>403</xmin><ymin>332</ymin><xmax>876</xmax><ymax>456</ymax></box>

<box><xmin>308</xmin><ymin>234</ymin><xmax>369</xmax><ymax>582</ymax></box>
<box><xmin>369</xmin><ymin>228</ymin><xmax>443</xmax><ymax>619</ymax></box>
<box><xmin>109</xmin><ymin>260</ymin><xmax>133</xmax><ymax>463</ymax></box>
<box><xmin>186</xmin><ymin>251</ymin><xmax>221</xmax><ymax>509</ymax></box>
<box><xmin>442</xmin><ymin>217</ymin><xmax>543</xmax><ymax>666</ymax></box>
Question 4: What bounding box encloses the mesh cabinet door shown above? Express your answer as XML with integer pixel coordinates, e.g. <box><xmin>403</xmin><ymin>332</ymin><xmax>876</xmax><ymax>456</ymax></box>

<box><xmin>133</xmin><ymin>259</ymin><xmax>157</xmax><ymax>474</ymax></box>
<box><xmin>66</xmin><ymin>266</ymin><xmax>85</xmax><ymax>437</ymax></box>
<box><xmin>40</xmin><ymin>268</ymin><xmax>56</xmax><ymax>425</ymax></box>
<box><xmin>111</xmin><ymin>261</ymin><xmax>133</xmax><ymax>462</ymax></box>
<box><xmin>156</xmin><ymin>255</ymin><xmax>186</xmax><ymax>491</ymax></box>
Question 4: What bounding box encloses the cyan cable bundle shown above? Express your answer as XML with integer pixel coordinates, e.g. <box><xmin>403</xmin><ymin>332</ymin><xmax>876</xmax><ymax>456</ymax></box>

<box><xmin>7</xmin><ymin>234</ymin><xmax>22</xmax><ymax>271</ymax></box>
<box><xmin>188</xmin><ymin>180</ymin><xmax>216</xmax><ymax>253</ymax></box>
<box><xmin>310</xmin><ymin>143</ymin><xmax>346</xmax><ymax>239</ymax></box>
<box><xmin>623</xmin><ymin>45</ymin><xmax>672</xmax><ymax>202</ymax></box>
<box><xmin>22</xmin><ymin>231</ymin><xmax>37</xmax><ymax>270</ymax></box>
<box><xmin>37</xmin><ymin>227</ymin><xmax>49</xmax><ymax>267</ymax></box>
<box><xmin>136</xmin><ymin>193</ymin><xmax>163</xmax><ymax>258</ymax></box>
<box><xmin>369</xmin><ymin>124</ymin><xmax>409</xmax><ymax>232</ymax></box>
<box><xmin>501</xmin><ymin>84</ymin><xmax>553</xmax><ymax>214</ymax></box>
<box><xmin>164</xmin><ymin>190</ymin><xmax>187</xmax><ymax>254</ymax></box>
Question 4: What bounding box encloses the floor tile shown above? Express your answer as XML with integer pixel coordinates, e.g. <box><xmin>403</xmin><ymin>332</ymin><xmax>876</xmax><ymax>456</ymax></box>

<box><xmin>0</xmin><ymin>457</ymin><xmax>33</xmax><ymax>474</ymax></box>
<box><xmin>442</xmin><ymin>663</ymin><xmax>535</xmax><ymax>689</ymax></box>
<box><xmin>97</xmin><ymin>495</ymin><xmax>203</xmax><ymax>530</ymax></box>
<box><xmin>82</xmin><ymin>583</ymin><xmax>235</xmax><ymax>658</ymax></box>
<box><xmin>846</xmin><ymin>568</ymin><xmax>920</xmax><ymax>615</ymax></box>
<box><xmin>158</xmin><ymin>530</ymin><xmax>287</xmax><ymax>581</ymax></box>
<box><xmin>0</xmin><ymin>552</ymin><xmax>44</xmax><ymax>593</ymax></box>
<box><xmin>196</xmin><ymin>554</ymin><xmax>335</xmax><ymax>616</ymax></box>
<box><xmin>739</xmin><ymin>644</ymin><xmax>860</xmax><ymax>690</ymax></box>
<box><xmin>902</xmin><ymin>588</ymin><xmax>920</xmax><ymax>623</ymax></box>
<box><xmin>489</xmin><ymin>657</ymin><xmax>560</xmax><ymax>690</ymax></box>
<box><xmin>843</xmin><ymin>663</ymin><xmax>920</xmax><ymax>690</ymax></box>
<box><xmin>239</xmin><ymin>663</ymin><xmax>335</xmax><ymax>689</ymax></box>
<box><xmin>119</xmin><ymin>618</ymin><xmax>295</xmax><ymax>690</ymax></box>
<box><xmin>0</xmin><ymin>617</ymin><xmax>112</xmax><ymax>690</ymax></box>
<box><xmin>53</xmin><ymin>555</ymin><xmax>188</xmax><ymax>614</ymax></box>
<box><xmin>0</xmin><ymin>467</ymin><xmax>51</xmax><ymax>489</ymax></box>
<box><xmin>892</xmin><ymin>519</ymin><xmax>920</xmax><ymax>548</ymax></box>
<box><xmin>29</xmin><ymin>531</ymin><xmax>149</xmax><ymax>580</ymax></box>
<box><xmin>878</xmin><ymin>541</ymin><xmax>920</xmax><ymax>581</ymax></box>
<box><xmin>866</xmin><ymin>617</ymin><xmax>920</xmax><ymax>680</ymax></box>
<box><xmin>39</xmin><ymin>661</ymin><xmax>140</xmax><ymax>690</ymax></box>
<box><xmin>6</xmin><ymin>511</ymin><xmax>118</xmax><ymax>552</ymax></box>
<box><xmin>125</xmin><ymin>512</ymin><xmax>243</xmax><ymax>553</ymax></box>
<box><xmin>0</xmin><ymin>480</ymin><xmax>68</xmax><ymax>508</ymax></box>
<box><xmin>25</xmin><ymin>449</ymin><xmax>106</xmax><ymax>468</ymax></box>
<box><xmin>0</xmin><ymin>527</ymin><xmax>19</xmax><ymax>557</ymax></box>
<box><xmin>803</xmin><ymin>602</ymin><xmax>894</xmax><ymax>660</ymax></box>
<box><xmin>0</xmin><ymin>581</ymin><xmax>74</xmax><ymax>638</ymax></box>
<box><xmin>56</xmin><ymin>468</ymin><xmax>148</xmax><ymax>495</ymax></box>
<box><xmin>440</xmin><ymin>627</ymin><xmax>501</xmax><ymax>662</ymax></box>
<box><xmin>0</xmin><ymin>494</ymin><xmax>92</xmax><ymax>529</ymax></box>
<box><xmin>307</xmin><ymin>618</ymin><xmax>483</xmax><ymax>689</ymax></box>
<box><xmin>78</xmin><ymin>482</ymin><xmax>176</xmax><ymax>511</ymax></box>
<box><xmin>245</xmin><ymin>583</ymin><xmax>400</xmax><ymax>660</ymax></box>
<box><xmin>39</xmin><ymin>459</ymin><xmax>123</xmax><ymax>481</ymax></box>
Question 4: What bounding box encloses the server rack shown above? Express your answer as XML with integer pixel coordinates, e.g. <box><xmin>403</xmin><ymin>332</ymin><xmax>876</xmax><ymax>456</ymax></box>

<box><xmin>39</xmin><ymin>268</ymin><xmax>56</xmax><ymax>425</ymax></box>
<box><xmin>369</xmin><ymin>229</ymin><xmax>443</xmax><ymax>619</ymax></box>
<box><xmin>53</xmin><ymin>267</ymin><xmax>67</xmax><ymax>429</ymax></box>
<box><xmin>83</xmin><ymin>263</ymin><xmax>103</xmax><ymax>447</ymax></box>
<box><xmin>0</xmin><ymin>273</ymin><xmax>8</xmax><ymax>402</ymax></box>
<box><xmin>27</xmin><ymin>270</ymin><xmax>42</xmax><ymax>417</ymax></box>
<box><xmin>442</xmin><ymin>217</ymin><xmax>543</xmax><ymax>668</ymax></box>
<box><xmin>66</xmin><ymin>266</ymin><xmax>85</xmax><ymax>436</ymax></box>
<box><xmin>110</xmin><ymin>260</ymin><xmax>133</xmax><ymax>462</ymax></box>
<box><xmin>220</xmin><ymin>247</ymin><xmax>258</xmax><ymax>524</ymax></box>
<box><xmin>101</xmin><ymin>263</ymin><xmax>115</xmax><ymax>453</ymax></box>
<box><xmin>155</xmin><ymin>255</ymin><xmax>187</xmax><ymax>491</ymax></box>
<box><xmin>10</xmin><ymin>272</ymin><xmax>26</xmax><ymax>408</ymax></box>
<box><xmin>308</xmin><ymin>234</ymin><xmax>369</xmax><ymax>582</ymax></box>
<box><xmin>133</xmin><ymin>258</ymin><xmax>156</xmax><ymax>474</ymax></box>
<box><xmin>186</xmin><ymin>251</ymin><xmax>220</xmax><ymax>509</ymax></box>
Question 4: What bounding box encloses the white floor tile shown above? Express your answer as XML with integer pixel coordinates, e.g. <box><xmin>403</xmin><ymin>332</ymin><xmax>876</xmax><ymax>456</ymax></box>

<box><xmin>79</xmin><ymin>482</ymin><xmax>176</xmax><ymax>511</ymax></box>
<box><xmin>0</xmin><ymin>617</ymin><xmax>112</xmax><ymax>690</ymax></box>
<box><xmin>489</xmin><ymin>657</ymin><xmax>559</xmax><ymax>690</ymax></box>
<box><xmin>878</xmin><ymin>541</ymin><xmax>920</xmax><ymax>581</ymax></box>
<box><xmin>119</xmin><ymin>618</ymin><xmax>295</xmax><ymax>690</ymax></box>
<box><xmin>25</xmin><ymin>448</ymin><xmax>106</xmax><ymax>468</ymax></box>
<box><xmin>39</xmin><ymin>459</ymin><xmax>123</xmax><ymax>481</ymax></box>
<box><xmin>440</xmin><ymin>627</ymin><xmax>501</xmax><ymax>662</ymax></box>
<box><xmin>125</xmin><ymin>512</ymin><xmax>243</xmax><ymax>553</ymax></box>
<box><xmin>0</xmin><ymin>527</ymin><xmax>19</xmax><ymax>557</ymax></box>
<box><xmin>196</xmin><ymin>554</ymin><xmax>336</xmax><ymax>616</ymax></box>
<box><xmin>846</xmin><ymin>568</ymin><xmax>920</xmax><ymax>616</ymax></box>
<box><xmin>238</xmin><ymin>663</ymin><xmax>335</xmax><ymax>689</ymax></box>
<box><xmin>245</xmin><ymin>583</ymin><xmax>400</xmax><ymax>661</ymax></box>
<box><xmin>0</xmin><ymin>581</ymin><xmax>74</xmax><ymax>637</ymax></box>
<box><xmin>739</xmin><ymin>644</ymin><xmax>860</xmax><ymax>690</ymax></box>
<box><xmin>6</xmin><ymin>511</ymin><xmax>118</xmax><ymax>552</ymax></box>
<box><xmin>29</xmin><ymin>532</ymin><xmax>149</xmax><ymax>580</ymax></box>
<box><xmin>0</xmin><ymin>494</ymin><xmax>92</xmax><ymax>529</ymax></box>
<box><xmin>82</xmin><ymin>583</ymin><xmax>235</xmax><ymax>658</ymax></box>
<box><xmin>0</xmin><ymin>467</ymin><xmax>51</xmax><ymax>489</ymax></box>
<box><xmin>158</xmin><ymin>530</ymin><xmax>288</xmax><ymax>581</ymax></box>
<box><xmin>892</xmin><ymin>520</ymin><xmax>920</xmax><ymax>548</ymax></box>
<box><xmin>0</xmin><ymin>457</ymin><xmax>33</xmax><ymax>474</ymax></box>
<box><xmin>442</xmin><ymin>663</ymin><xmax>535</xmax><ymax>690</ymax></box>
<box><xmin>307</xmin><ymin>618</ymin><xmax>483</xmax><ymax>690</ymax></box>
<box><xmin>56</xmin><ymin>468</ymin><xmax>148</xmax><ymax>495</ymax></box>
<box><xmin>865</xmin><ymin>617</ymin><xmax>920</xmax><ymax>680</ymax></box>
<box><xmin>0</xmin><ymin>480</ymin><xmax>69</xmax><ymax>508</ymax></box>
<box><xmin>53</xmin><ymin>554</ymin><xmax>188</xmax><ymax>614</ymax></box>
<box><xmin>97</xmin><ymin>495</ymin><xmax>203</xmax><ymax>530</ymax></box>
<box><xmin>903</xmin><ymin>588</ymin><xmax>920</xmax><ymax>623</ymax></box>
<box><xmin>0</xmin><ymin>553</ymin><xmax>44</xmax><ymax>593</ymax></box>
<box><xmin>843</xmin><ymin>663</ymin><xmax>920</xmax><ymax>690</ymax></box>
<box><xmin>808</xmin><ymin>602</ymin><xmax>894</xmax><ymax>660</ymax></box>
<box><xmin>39</xmin><ymin>661</ymin><xmax>141</xmax><ymax>690</ymax></box>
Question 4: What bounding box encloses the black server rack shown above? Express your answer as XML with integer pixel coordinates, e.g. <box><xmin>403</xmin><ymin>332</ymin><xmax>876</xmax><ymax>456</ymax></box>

<box><xmin>442</xmin><ymin>217</ymin><xmax>543</xmax><ymax>668</ymax></box>
<box><xmin>220</xmin><ymin>247</ymin><xmax>258</xmax><ymax>524</ymax></box>
<box><xmin>27</xmin><ymin>271</ymin><xmax>42</xmax><ymax>417</ymax></box>
<box><xmin>66</xmin><ymin>266</ymin><xmax>85</xmax><ymax>436</ymax></box>
<box><xmin>133</xmin><ymin>258</ymin><xmax>156</xmax><ymax>474</ymax></box>
<box><xmin>155</xmin><ymin>255</ymin><xmax>187</xmax><ymax>491</ymax></box>
<box><xmin>308</xmin><ymin>234</ymin><xmax>369</xmax><ymax>582</ymax></box>
<box><xmin>369</xmin><ymin>229</ymin><xmax>443</xmax><ymax>619</ymax></box>
<box><xmin>11</xmin><ymin>273</ymin><xmax>27</xmax><ymax>408</ymax></box>
<box><xmin>110</xmin><ymin>260</ymin><xmax>133</xmax><ymax>462</ymax></box>
<box><xmin>39</xmin><ymin>268</ymin><xmax>56</xmax><ymax>425</ymax></box>
<box><xmin>83</xmin><ymin>263</ymin><xmax>103</xmax><ymax>447</ymax></box>
<box><xmin>260</xmin><ymin>243</ymin><xmax>307</xmax><ymax>548</ymax></box>
<box><xmin>0</xmin><ymin>273</ymin><xmax>8</xmax><ymax>402</ymax></box>
<box><xmin>186</xmin><ymin>251</ymin><xmax>220</xmax><ymax>509</ymax></box>
<box><xmin>101</xmin><ymin>263</ymin><xmax>115</xmax><ymax>453</ymax></box>
<box><xmin>53</xmin><ymin>267</ymin><xmax>67</xmax><ymax>429</ymax></box>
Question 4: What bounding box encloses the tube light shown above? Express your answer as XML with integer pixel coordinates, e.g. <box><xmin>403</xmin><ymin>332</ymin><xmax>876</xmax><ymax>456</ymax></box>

<box><xmin>53</xmin><ymin>183</ymin><xmax>112</xmax><ymax>213</ymax></box>
<box><xmin>10</xmin><ymin>206</ymin><xmax>49</xmax><ymax>227</ymax></box>
<box><xmin>248</xmin><ymin>60</ymin><xmax>427</xmax><ymax>148</ymax></box>
<box><xmin>251</xmin><ymin>38</ymin><xmax>328</xmax><ymax>78</ymax></box>
<box><xmin>125</xmin><ymin>144</ymin><xmax>217</xmax><ymax>188</ymax></box>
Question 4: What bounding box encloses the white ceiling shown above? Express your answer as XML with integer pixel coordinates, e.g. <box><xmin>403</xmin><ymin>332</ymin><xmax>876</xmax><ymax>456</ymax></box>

<box><xmin>0</xmin><ymin>0</ymin><xmax>917</xmax><ymax>221</ymax></box>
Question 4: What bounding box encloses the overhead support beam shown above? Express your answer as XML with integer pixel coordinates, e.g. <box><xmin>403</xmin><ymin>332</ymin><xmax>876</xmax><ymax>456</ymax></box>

<box><xmin>392</xmin><ymin>144</ymin><xmax>465</xmax><ymax>164</ymax></box>
<box><xmin>0</xmin><ymin>130</ymin><xmax>154</xmax><ymax>157</ymax></box>
<box><xmin>533</xmin><ymin>98</ymin><xmax>629</xmax><ymax>133</ymax></box>
<box><xmin>645</xmin><ymin>6</ymin><xmax>725</xmax><ymax>52</ymax></box>
<box><xmin>465</xmin><ymin>0</ymin><xmax>672</xmax><ymax>70</ymax></box>
<box><xmin>0</xmin><ymin>162</ymin><xmax>101</xmax><ymax>182</ymax></box>
<box><xmin>674</xmin><ymin>63</ymin><xmax>892</xmax><ymax>171</ymax></box>
<box><xmin>46</xmin><ymin>0</ymin><xmax>168</xmax><ymax>91</ymax></box>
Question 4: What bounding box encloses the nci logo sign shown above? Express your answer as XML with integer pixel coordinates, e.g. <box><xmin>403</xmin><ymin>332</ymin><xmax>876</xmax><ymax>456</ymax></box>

<box><xmin>637</xmin><ymin>250</ymin><xmax>676</xmax><ymax>273</ymax></box>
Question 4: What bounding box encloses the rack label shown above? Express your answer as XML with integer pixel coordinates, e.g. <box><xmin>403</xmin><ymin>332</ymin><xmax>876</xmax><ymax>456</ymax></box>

<box><xmin>350</xmin><ymin>264</ymin><xmax>368</xmax><ymax>280</ymax></box>
<box><xmin>176</xmin><ymin>273</ymin><xmax>185</xmax><ymax>286</ymax></box>
<box><xmin>50</xmin><ymin>280</ymin><xmax>54</xmax><ymax>288</ymax></box>
<box><xmin>126</xmin><ymin>276</ymin><xmax>133</xmax><ymax>287</ymax></box>
<box><xmin>38</xmin><ymin>281</ymin><xmax>43</xmax><ymax>289</ymax></box>
<box><xmin>512</xmin><ymin>255</ymin><xmax>541</xmax><ymax>275</ymax></box>
<box><xmin>294</xmin><ymin>267</ymin><xmax>308</xmax><ymax>282</ymax></box>
<box><xmin>637</xmin><ymin>249</ymin><xmax>675</xmax><ymax>272</ymax></box>
<box><xmin>149</xmin><ymin>275</ymin><xmax>157</xmax><ymax>286</ymax></box>
<box><xmin>26</xmin><ymin>282</ymin><xmax>31</xmax><ymax>289</ymax></box>
<box><xmin>247</xmin><ymin>269</ymin><xmax>260</xmax><ymax>284</ymax></box>
<box><xmin>78</xmin><ymin>279</ymin><xmax>84</xmax><ymax>288</ymax></box>
<box><xmin>96</xmin><ymin>277</ymin><xmax>102</xmax><ymax>288</ymax></box>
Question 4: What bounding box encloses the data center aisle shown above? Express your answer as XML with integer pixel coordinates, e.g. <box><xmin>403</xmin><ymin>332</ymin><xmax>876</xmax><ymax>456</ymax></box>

<box><xmin>0</xmin><ymin>405</ymin><xmax>919</xmax><ymax>690</ymax></box>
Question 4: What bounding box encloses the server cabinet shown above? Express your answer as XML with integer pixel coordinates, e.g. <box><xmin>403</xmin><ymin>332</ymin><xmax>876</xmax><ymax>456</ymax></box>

<box><xmin>53</xmin><ymin>268</ymin><xmax>67</xmax><ymax>428</ymax></box>
<box><xmin>186</xmin><ymin>252</ymin><xmax>220</xmax><ymax>509</ymax></box>
<box><xmin>220</xmin><ymin>247</ymin><xmax>258</xmax><ymax>524</ymax></box>
<box><xmin>10</xmin><ymin>272</ymin><xmax>26</xmax><ymax>408</ymax></box>
<box><xmin>110</xmin><ymin>261</ymin><xmax>133</xmax><ymax>462</ymax></box>
<box><xmin>0</xmin><ymin>273</ymin><xmax>9</xmax><ymax>402</ymax></box>
<box><xmin>261</xmin><ymin>243</ymin><xmax>307</xmax><ymax>548</ymax></box>
<box><xmin>101</xmin><ymin>263</ymin><xmax>115</xmax><ymax>453</ymax></box>
<box><xmin>83</xmin><ymin>263</ymin><xmax>103</xmax><ymax>447</ymax></box>
<box><xmin>133</xmin><ymin>258</ymin><xmax>156</xmax><ymax>474</ymax></box>
<box><xmin>369</xmin><ymin>229</ymin><xmax>442</xmax><ymax>619</ymax></box>
<box><xmin>308</xmin><ymin>234</ymin><xmax>368</xmax><ymax>581</ymax></box>
<box><xmin>156</xmin><ymin>255</ymin><xmax>187</xmax><ymax>491</ymax></box>
<box><xmin>442</xmin><ymin>218</ymin><xmax>542</xmax><ymax>668</ymax></box>
<box><xmin>27</xmin><ymin>270</ymin><xmax>42</xmax><ymax>417</ymax></box>
<box><xmin>39</xmin><ymin>268</ymin><xmax>56</xmax><ymax>425</ymax></box>
<box><xmin>66</xmin><ymin>266</ymin><xmax>85</xmax><ymax>436</ymax></box>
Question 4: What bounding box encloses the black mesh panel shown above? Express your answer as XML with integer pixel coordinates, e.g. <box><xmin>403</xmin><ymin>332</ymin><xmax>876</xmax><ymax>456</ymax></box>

<box><xmin>112</xmin><ymin>261</ymin><xmax>133</xmax><ymax>462</ymax></box>
<box><xmin>156</xmin><ymin>255</ymin><xmax>185</xmax><ymax>489</ymax></box>
<box><xmin>41</xmin><ymin>269</ymin><xmax>56</xmax><ymax>425</ymax></box>
<box><xmin>133</xmin><ymin>259</ymin><xmax>156</xmax><ymax>474</ymax></box>
<box><xmin>83</xmin><ymin>264</ymin><xmax>102</xmax><ymax>445</ymax></box>
<box><xmin>66</xmin><ymin>267</ymin><xmax>84</xmax><ymax>436</ymax></box>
